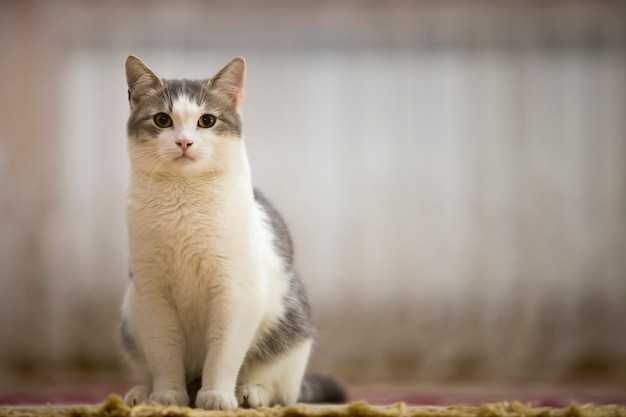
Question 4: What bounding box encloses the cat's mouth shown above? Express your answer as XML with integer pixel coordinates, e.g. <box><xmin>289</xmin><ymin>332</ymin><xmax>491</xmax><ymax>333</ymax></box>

<box><xmin>174</xmin><ymin>154</ymin><xmax>195</xmax><ymax>162</ymax></box>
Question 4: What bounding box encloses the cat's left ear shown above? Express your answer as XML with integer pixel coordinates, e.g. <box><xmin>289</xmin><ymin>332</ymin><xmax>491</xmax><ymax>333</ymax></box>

<box><xmin>209</xmin><ymin>57</ymin><xmax>246</xmax><ymax>111</ymax></box>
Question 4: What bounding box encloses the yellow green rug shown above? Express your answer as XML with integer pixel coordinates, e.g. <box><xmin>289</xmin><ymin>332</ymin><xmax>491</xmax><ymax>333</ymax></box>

<box><xmin>1</xmin><ymin>395</ymin><xmax>625</xmax><ymax>417</ymax></box>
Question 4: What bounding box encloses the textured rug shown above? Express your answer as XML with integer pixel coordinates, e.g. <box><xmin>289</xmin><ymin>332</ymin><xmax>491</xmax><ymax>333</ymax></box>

<box><xmin>1</xmin><ymin>383</ymin><xmax>626</xmax><ymax>408</ymax></box>
<box><xmin>1</xmin><ymin>394</ymin><xmax>626</xmax><ymax>417</ymax></box>
<box><xmin>3</xmin><ymin>380</ymin><xmax>626</xmax><ymax>408</ymax></box>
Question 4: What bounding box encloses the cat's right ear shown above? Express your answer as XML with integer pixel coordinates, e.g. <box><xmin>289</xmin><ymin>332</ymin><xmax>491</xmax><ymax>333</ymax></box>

<box><xmin>125</xmin><ymin>55</ymin><xmax>162</xmax><ymax>109</ymax></box>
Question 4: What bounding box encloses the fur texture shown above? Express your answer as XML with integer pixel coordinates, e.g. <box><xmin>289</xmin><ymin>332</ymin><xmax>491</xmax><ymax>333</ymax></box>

<box><xmin>119</xmin><ymin>56</ymin><xmax>338</xmax><ymax>410</ymax></box>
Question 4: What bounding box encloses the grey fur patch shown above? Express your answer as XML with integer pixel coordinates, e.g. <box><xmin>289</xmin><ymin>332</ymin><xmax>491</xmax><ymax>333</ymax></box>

<box><xmin>120</xmin><ymin>319</ymin><xmax>138</xmax><ymax>357</ymax></box>
<box><xmin>244</xmin><ymin>273</ymin><xmax>313</xmax><ymax>364</ymax></box>
<box><xmin>253</xmin><ymin>189</ymin><xmax>295</xmax><ymax>268</ymax></box>
<box><xmin>127</xmin><ymin>77</ymin><xmax>242</xmax><ymax>144</ymax></box>
<box><xmin>243</xmin><ymin>190</ymin><xmax>313</xmax><ymax>364</ymax></box>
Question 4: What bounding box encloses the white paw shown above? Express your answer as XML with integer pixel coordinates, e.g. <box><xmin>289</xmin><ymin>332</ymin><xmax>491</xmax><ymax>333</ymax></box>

<box><xmin>125</xmin><ymin>385</ymin><xmax>150</xmax><ymax>406</ymax></box>
<box><xmin>196</xmin><ymin>390</ymin><xmax>238</xmax><ymax>410</ymax></box>
<box><xmin>237</xmin><ymin>384</ymin><xmax>271</xmax><ymax>408</ymax></box>
<box><xmin>149</xmin><ymin>389</ymin><xmax>189</xmax><ymax>407</ymax></box>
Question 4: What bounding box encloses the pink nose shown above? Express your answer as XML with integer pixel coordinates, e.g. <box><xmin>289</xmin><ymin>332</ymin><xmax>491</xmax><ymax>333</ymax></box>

<box><xmin>176</xmin><ymin>139</ymin><xmax>193</xmax><ymax>151</ymax></box>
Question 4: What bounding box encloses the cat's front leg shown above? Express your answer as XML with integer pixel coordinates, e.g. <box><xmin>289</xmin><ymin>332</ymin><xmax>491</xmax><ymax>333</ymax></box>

<box><xmin>196</xmin><ymin>281</ymin><xmax>264</xmax><ymax>411</ymax></box>
<box><xmin>130</xmin><ymin>290</ymin><xmax>189</xmax><ymax>407</ymax></box>
<box><xmin>125</xmin><ymin>385</ymin><xmax>151</xmax><ymax>406</ymax></box>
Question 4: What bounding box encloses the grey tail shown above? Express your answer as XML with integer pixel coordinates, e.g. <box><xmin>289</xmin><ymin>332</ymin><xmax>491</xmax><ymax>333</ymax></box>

<box><xmin>185</xmin><ymin>374</ymin><xmax>346</xmax><ymax>407</ymax></box>
<box><xmin>298</xmin><ymin>374</ymin><xmax>347</xmax><ymax>403</ymax></box>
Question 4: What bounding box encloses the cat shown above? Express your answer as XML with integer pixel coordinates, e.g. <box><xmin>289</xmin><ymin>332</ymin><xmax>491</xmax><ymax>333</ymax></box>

<box><xmin>119</xmin><ymin>55</ymin><xmax>345</xmax><ymax>410</ymax></box>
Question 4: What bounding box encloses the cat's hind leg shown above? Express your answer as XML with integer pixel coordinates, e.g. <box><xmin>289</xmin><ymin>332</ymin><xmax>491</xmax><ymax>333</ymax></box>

<box><xmin>237</xmin><ymin>338</ymin><xmax>312</xmax><ymax>408</ymax></box>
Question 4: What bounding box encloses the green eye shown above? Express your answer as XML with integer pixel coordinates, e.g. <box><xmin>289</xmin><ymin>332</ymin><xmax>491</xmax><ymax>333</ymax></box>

<box><xmin>154</xmin><ymin>113</ymin><xmax>172</xmax><ymax>128</ymax></box>
<box><xmin>198</xmin><ymin>114</ymin><xmax>216</xmax><ymax>128</ymax></box>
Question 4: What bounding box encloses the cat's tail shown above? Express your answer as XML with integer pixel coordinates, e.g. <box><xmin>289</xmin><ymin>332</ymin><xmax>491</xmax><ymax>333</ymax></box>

<box><xmin>298</xmin><ymin>374</ymin><xmax>347</xmax><ymax>403</ymax></box>
<box><xmin>186</xmin><ymin>374</ymin><xmax>347</xmax><ymax>406</ymax></box>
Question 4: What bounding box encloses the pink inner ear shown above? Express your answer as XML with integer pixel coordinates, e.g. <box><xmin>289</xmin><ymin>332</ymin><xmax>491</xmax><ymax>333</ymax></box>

<box><xmin>234</xmin><ymin>88</ymin><xmax>244</xmax><ymax>110</ymax></box>
<box><xmin>224</xmin><ymin>72</ymin><xmax>245</xmax><ymax>109</ymax></box>
<box><xmin>211</xmin><ymin>58</ymin><xmax>246</xmax><ymax>109</ymax></box>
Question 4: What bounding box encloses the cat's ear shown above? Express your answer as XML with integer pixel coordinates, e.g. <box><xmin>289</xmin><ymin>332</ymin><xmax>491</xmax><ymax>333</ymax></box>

<box><xmin>125</xmin><ymin>55</ymin><xmax>162</xmax><ymax>109</ymax></box>
<box><xmin>209</xmin><ymin>57</ymin><xmax>246</xmax><ymax>111</ymax></box>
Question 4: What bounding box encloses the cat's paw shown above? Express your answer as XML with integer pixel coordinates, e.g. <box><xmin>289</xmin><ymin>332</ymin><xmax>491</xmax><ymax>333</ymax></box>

<box><xmin>149</xmin><ymin>389</ymin><xmax>189</xmax><ymax>407</ymax></box>
<box><xmin>237</xmin><ymin>384</ymin><xmax>271</xmax><ymax>408</ymax></box>
<box><xmin>124</xmin><ymin>385</ymin><xmax>151</xmax><ymax>407</ymax></box>
<box><xmin>196</xmin><ymin>390</ymin><xmax>238</xmax><ymax>410</ymax></box>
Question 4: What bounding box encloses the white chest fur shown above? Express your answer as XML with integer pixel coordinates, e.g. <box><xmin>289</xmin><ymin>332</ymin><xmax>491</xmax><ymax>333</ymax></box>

<box><xmin>127</xmin><ymin>170</ymin><xmax>259</xmax><ymax>294</ymax></box>
<box><xmin>125</xmin><ymin>169</ymin><xmax>288</xmax><ymax>373</ymax></box>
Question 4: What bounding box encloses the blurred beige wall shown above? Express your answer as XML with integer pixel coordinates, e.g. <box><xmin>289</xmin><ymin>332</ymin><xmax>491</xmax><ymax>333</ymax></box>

<box><xmin>1</xmin><ymin>1</ymin><xmax>625</xmax><ymax>383</ymax></box>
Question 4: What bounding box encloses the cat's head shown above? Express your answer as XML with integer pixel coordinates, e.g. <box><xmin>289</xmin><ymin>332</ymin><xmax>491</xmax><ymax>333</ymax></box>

<box><xmin>125</xmin><ymin>55</ymin><xmax>245</xmax><ymax>176</ymax></box>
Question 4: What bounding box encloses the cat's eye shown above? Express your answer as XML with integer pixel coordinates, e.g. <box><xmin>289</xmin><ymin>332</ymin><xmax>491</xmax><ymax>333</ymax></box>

<box><xmin>198</xmin><ymin>114</ymin><xmax>216</xmax><ymax>128</ymax></box>
<box><xmin>154</xmin><ymin>113</ymin><xmax>173</xmax><ymax>128</ymax></box>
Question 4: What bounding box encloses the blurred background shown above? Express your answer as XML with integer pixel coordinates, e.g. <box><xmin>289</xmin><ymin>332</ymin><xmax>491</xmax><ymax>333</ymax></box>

<box><xmin>1</xmin><ymin>0</ymin><xmax>625</xmax><ymax>393</ymax></box>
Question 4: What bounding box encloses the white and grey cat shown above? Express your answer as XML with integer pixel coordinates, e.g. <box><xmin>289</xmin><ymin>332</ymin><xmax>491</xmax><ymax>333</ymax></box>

<box><xmin>120</xmin><ymin>56</ymin><xmax>344</xmax><ymax>410</ymax></box>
